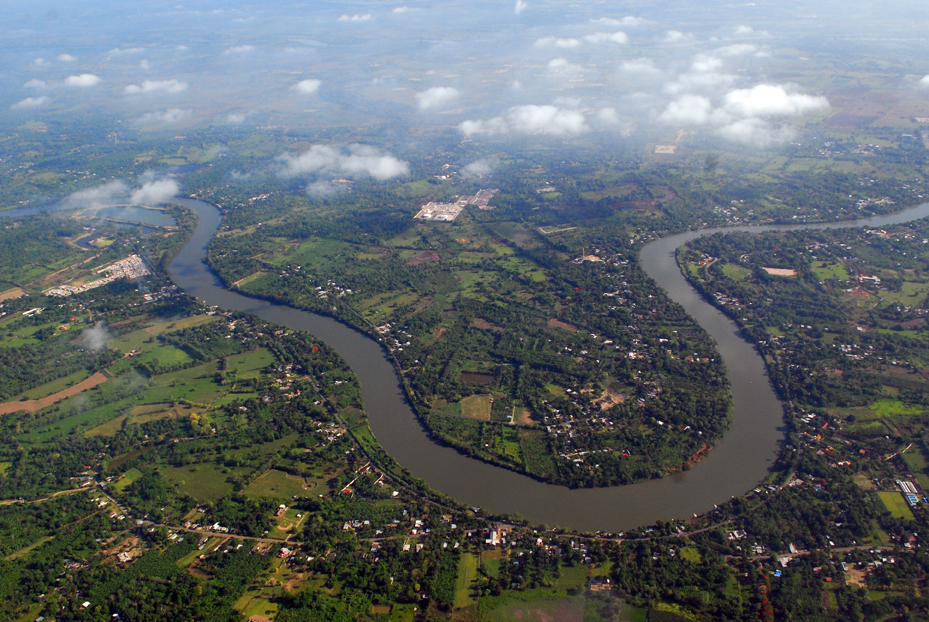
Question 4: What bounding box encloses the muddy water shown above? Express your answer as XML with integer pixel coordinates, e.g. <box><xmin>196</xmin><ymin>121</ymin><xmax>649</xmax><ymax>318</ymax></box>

<box><xmin>168</xmin><ymin>197</ymin><xmax>929</xmax><ymax>531</ymax></box>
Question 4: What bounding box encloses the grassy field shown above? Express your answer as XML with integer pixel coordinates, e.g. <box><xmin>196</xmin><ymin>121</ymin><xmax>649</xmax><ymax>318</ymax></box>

<box><xmin>161</xmin><ymin>463</ymin><xmax>241</xmax><ymax>503</ymax></box>
<box><xmin>460</xmin><ymin>394</ymin><xmax>493</xmax><ymax>420</ymax></box>
<box><xmin>482</xmin><ymin>549</ymin><xmax>503</xmax><ymax>577</ymax></box>
<box><xmin>225</xmin><ymin>348</ymin><xmax>275</xmax><ymax>379</ymax></box>
<box><xmin>877</xmin><ymin>491</ymin><xmax>915</xmax><ymax>520</ymax></box>
<box><xmin>557</xmin><ymin>564</ymin><xmax>588</xmax><ymax>590</ymax></box>
<box><xmin>479</xmin><ymin>593</ymin><xmax>585</xmax><ymax>622</ymax></box>
<box><xmin>679</xmin><ymin>547</ymin><xmax>702</xmax><ymax>563</ymax></box>
<box><xmin>112</xmin><ymin>468</ymin><xmax>143</xmax><ymax>492</ymax></box>
<box><xmin>812</xmin><ymin>261</ymin><xmax>851</xmax><ymax>280</ymax></box>
<box><xmin>454</xmin><ymin>553</ymin><xmax>479</xmax><ymax>609</ymax></box>
<box><xmin>15</xmin><ymin>369</ymin><xmax>94</xmax><ymax>401</ymax></box>
<box><xmin>494</xmin><ymin>427</ymin><xmax>521</xmax><ymax>461</ymax></box>
<box><xmin>903</xmin><ymin>449</ymin><xmax>927</xmax><ymax>472</ymax></box>
<box><xmin>245</xmin><ymin>469</ymin><xmax>319</xmax><ymax>500</ymax></box>
<box><xmin>268</xmin><ymin>507</ymin><xmax>308</xmax><ymax>539</ymax></box>
<box><xmin>719</xmin><ymin>263</ymin><xmax>752</xmax><ymax>282</ymax></box>
<box><xmin>85</xmin><ymin>403</ymin><xmax>180</xmax><ymax>437</ymax></box>
<box><xmin>869</xmin><ymin>399</ymin><xmax>923</xmax><ymax>419</ymax></box>
<box><xmin>236</xmin><ymin>593</ymin><xmax>279</xmax><ymax>621</ymax></box>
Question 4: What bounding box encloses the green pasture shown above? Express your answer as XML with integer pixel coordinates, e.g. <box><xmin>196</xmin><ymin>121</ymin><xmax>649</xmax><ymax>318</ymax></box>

<box><xmin>719</xmin><ymin>263</ymin><xmax>752</xmax><ymax>282</ymax></box>
<box><xmin>877</xmin><ymin>491</ymin><xmax>915</xmax><ymax>520</ymax></box>
<box><xmin>245</xmin><ymin>469</ymin><xmax>320</xmax><ymax>500</ymax></box>
<box><xmin>455</xmin><ymin>553</ymin><xmax>480</xmax><ymax>608</ymax></box>
<box><xmin>112</xmin><ymin>468</ymin><xmax>143</xmax><ymax>492</ymax></box>
<box><xmin>161</xmin><ymin>463</ymin><xmax>245</xmax><ymax>503</ymax></box>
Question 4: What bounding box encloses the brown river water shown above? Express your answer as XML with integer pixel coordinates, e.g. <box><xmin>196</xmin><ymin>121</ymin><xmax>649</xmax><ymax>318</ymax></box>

<box><xmin>168</xmin><ymin>197</ymin><xmax>929</xmax><ymax>532</ymax></box>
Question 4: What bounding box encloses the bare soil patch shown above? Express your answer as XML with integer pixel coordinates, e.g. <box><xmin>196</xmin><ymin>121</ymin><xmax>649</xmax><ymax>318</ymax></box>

<box><xmin>472</xmin><ymin>318</ymin><xmax>505</xmax><ymax>332</ymax></box>
<box><xmin>0</xmin><ymin>372</ymin><xmax>109</xmax><ymax>414</ymax></box>
<box><xmin>548</xmin><ymin>318</ymin><xmax>578</xmax><ymax>332</ymax></box>
<box><xmin>0</xmin><ymin>287</ymin><xmax>26</xmax><ymax>302</ymax></box>
<box><xmin>407</xmin><ymin>250</ymin><xmax>441</xmax><ymax>265</ymax></box>
<box><xmin>592</xmin><ymin>389</ymin><xmax>626</xmax><ymax>411</ymax></box>
<box><xmin>514</xmin><ymin>409</ymin><xmax>535</xmax><ymax>425</ymax></box>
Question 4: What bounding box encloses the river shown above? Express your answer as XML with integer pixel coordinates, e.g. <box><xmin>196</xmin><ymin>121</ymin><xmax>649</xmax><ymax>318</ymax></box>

<box><xmin>167</xmin><ymin>197</ymin><xmax>929</xmax><ymax>532</ymax></box>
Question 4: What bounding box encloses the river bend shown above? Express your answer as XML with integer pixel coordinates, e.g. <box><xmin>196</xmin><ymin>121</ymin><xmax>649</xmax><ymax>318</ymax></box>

<box><xmin>167</xmin><ymin>198</ymin><xmax>929</xmax><ymax>532</ymax></box>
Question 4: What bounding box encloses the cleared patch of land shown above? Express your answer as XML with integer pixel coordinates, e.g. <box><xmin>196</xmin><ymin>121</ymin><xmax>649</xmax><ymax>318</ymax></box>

<box><xmin>245</xmin><ymin>469</ymin><xmax>319</xmax><ymax>499</ymax></box>
<box><xmin>877</xmin><ymin>491</ymin><xmax>915</xmax><ymax>520</ymax></box>
<box><xmin>0</xmin><ymin>372</ymin><xmax>109</xmax><ymax>415</ymax></box>
<box><xmin>0</xmin><ymin>287</ymin><xmax>26</xmax><ymax>302</ymax></box>
<box><xmin>454</xmin><ymin>553</ymin><xmax>479</xmax><ymax>608</ymax></box>
<box><xmin>460</xmin><ymin>394</ymin><xmax>493</xmax><ymax>420</ymax></box>
<box><xmin>548</xmin><ymin>318</ymin><xmax>578</xmax><ymax>332</ymax></box>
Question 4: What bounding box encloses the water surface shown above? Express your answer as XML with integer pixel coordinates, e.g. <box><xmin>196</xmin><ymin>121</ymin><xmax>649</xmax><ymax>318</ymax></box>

<box><xmin>168</xmin><ymin>198</ymin><xmax>929</xmax><ymax>531</ymax></box>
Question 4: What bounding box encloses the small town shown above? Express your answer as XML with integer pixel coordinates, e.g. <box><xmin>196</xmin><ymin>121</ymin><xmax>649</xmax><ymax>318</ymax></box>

<box><xmin>43</xmin><ymin>254</ymin><xmax>151</xmax><ymax>297</ymax></box>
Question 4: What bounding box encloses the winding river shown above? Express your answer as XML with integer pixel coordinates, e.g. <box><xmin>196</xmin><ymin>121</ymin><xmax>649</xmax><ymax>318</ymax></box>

<box><xmin>167</xmin><ymin>197</ymin><xmax>929</xmax><ymax>532</ymax></box>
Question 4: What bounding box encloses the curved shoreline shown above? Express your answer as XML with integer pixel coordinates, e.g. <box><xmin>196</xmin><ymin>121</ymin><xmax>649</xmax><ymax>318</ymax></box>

<box><xmin>167</xmin><ymin>197</ymin><xmax>929</xmax><ymax>532</ymax></box>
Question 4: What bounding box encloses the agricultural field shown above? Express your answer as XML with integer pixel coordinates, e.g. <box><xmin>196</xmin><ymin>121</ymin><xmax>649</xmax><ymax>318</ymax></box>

<box><xmin>877</xmin><ymin>491</ymin><xmax>915</xmax><ymax>521</ymax></box>
<box><xmin>245</xmin><ymin>469</ymin><xmax>321</xmax><ymax>500</ymax></box>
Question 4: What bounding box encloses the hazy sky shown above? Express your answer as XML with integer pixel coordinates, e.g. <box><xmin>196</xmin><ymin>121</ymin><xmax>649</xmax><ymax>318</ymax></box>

<box><xmin>3</xmin><ymin>1</ymin><xmax>929</xmax><ymax>149</ymax></box>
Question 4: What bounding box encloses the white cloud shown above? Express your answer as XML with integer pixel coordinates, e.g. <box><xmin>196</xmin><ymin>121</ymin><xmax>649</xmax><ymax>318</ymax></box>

<box><xmin>292</xmin><ymin>79</ymin><xmax>321</xmax><ymax>94</ymax></box>
<box><xmin>597</xmin><ymin>107</ymin><xmax>620</xmax><ymax>125</ymax></box>
<box><xmin>715</xmin><ymin>43</ymin><xmax>759</xmax><ymax>57</ymax></box>
<box><xmin>139</xmin><ymin>59</ymin><xmax>151</xmax><ymax>69</ymax></box>
<box><xmin>81</xmin><ymin>321</ymin><xmax>112</xmax><ymax>351</ymax></box>
<box><xmin>306</xmin><ymin>181</ymin><xmax>346</xmax><ymax>198</ymax></box>
<box><xmin>717</xmin><ymin>118</ymin><xmax>797</xmax><ymax>146</ymax></box>
<box><xmin>735</xmin><ymin>25</ymin><xmax>769</xmax><ymax>37</ymax></box>
<box><xmin>124</xmin><ymin>79</ymin><xmax>188</xmax><ymax>94</ymax></box>
<box><xmin>658</xmin><ymin>95</ymin><xmax>713</xmax><ymax>125</ymax></box>
<box><xmin>130</xmin><ymin>178</ymin><xmax>180</xmax><ymax>205</ymax></box>
<box><xmin>664</xmin><ymin>30</ymin><xmax>690</xmax><ymax>43</ymax></box>
<box><xmin>176</xmin><ymin>45</ymin><xmax>189</xmax><ymax>51</ymax></box>
<box><xmin>722</xmin><ymin>84</ymin><xmax>829</xmax><ymax>118</ymax></box>
<box><xmin>224</xmin><ymin>113</ymin><xmax>248</xmax><ymax>124</ymax></box>
<box><xmin>415</xmin><ymin>86</ymin><xmax>460</xmax><ymax>111</ymax></box>
<box><xmin>593</xmin><ymin>16</ymin><xmax>644</xmax><ymax>26</ymax></box>
<box><xmin>547</xmin><ymin>57</ymin><xmax>583</xmax><ymax>77</ymax></box>
<box><xmin>620</xmin><ymin>58</ymin><xmax>660</xmax><ymax>76</ymax></box>
<box><xmin>66</xmin><ymin>181</ymin><xmax>128</xmax><ymax>209</ymax></box>
<box><xmin>535</xmin><ymin>37</ymin><xmax>581</xmax><ymax>48</ymax></box>
<box><xmin>279</xmin><ymin>144</ymin><xmax>410</xmax><ymax>181</ymax></box>
<box><xmin>24</xmin><ymin>79</ymin><xmax>48</xmax><ymax>88</ymax></box>
<box><xmin>657</xmin><ymin>80</ymin><xmax>828</xmax><ymax>147</ymax></box>
<box><xmin>509</xmin><ymin>105</ymin><xmax>589</xmax><ymax>135</ymax></box>
<box><xmin>393</xmin><ymin>6</ymin><xmax>410</xmax><ymax>13</ymax></box>
<box><xmin>107</xmin><ymin>47</ymin><xmax>144</xmax><ymax>56</ymax></box>
<box><xmin>515</xmin><ymin>0</ymin><xmax>528</xmax><ymax>15</ymax></box>
<box><xmin>461</xmin><ymin>158</ymin><xmax>498</xmax><ymax>178</ymax></box>
<box><xmin>64</xmin><ymin>74</ymin><xmax>102</xmax><ymax>87</ymax></box>
<box><xmin>918</xmin><ymin>75</ymin><xmax>929</xmax><ymax>88</ymax></box>
<box><xmin>34</xmin><ymin>58</ymin><xmax>48</xmax><ymax>66</ymax></box>
<box><xmin>11</xmin><ymin>96</ymin><xmax>50</xmax><ymax>109</ymax></box>
<box><xmin>584</xmin><ymin>31</ymin><xmax>629</xmax><ymax>44</ymax></box>
<box><xmin>338</xmin><ymin>14</ymin><xmax>371</xmax><ymax>22</ymax></box>
<box><xmin>459</xmin><ymin>117</ymin><xmax>509</xmax><ymax>136</ymax></box>
<box><xmin>57</xmin><ymin>53</ymin><xmax>76</xmax><ymax>62</ymax></box>
<box><xmin>224</xmin><ymin>45</ymin><xmax>255</xmax><ymax>54</ymax></box>
<box><xmin>460</xmin><ymin>105</ymin><xmax>589</xmax><ymax>137</ymax></box>
<box><xmin>553</xmin><ymin>96</ymin><xmax>581</xmax><ymax>108</ymax></box>
<box><xmin>137</xmin><ymin>108</ymin><xmax>193</xmax><ymax>125</ymax></box>
<box><xmin>691</xmin><ymin>55</ymin><xmax>723</xmax><ymax>73</ymax></box>
<box><xmin>664</xmin><ymin>55</ymin><xmax>736</xmax><ymax>95</ymax></box>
